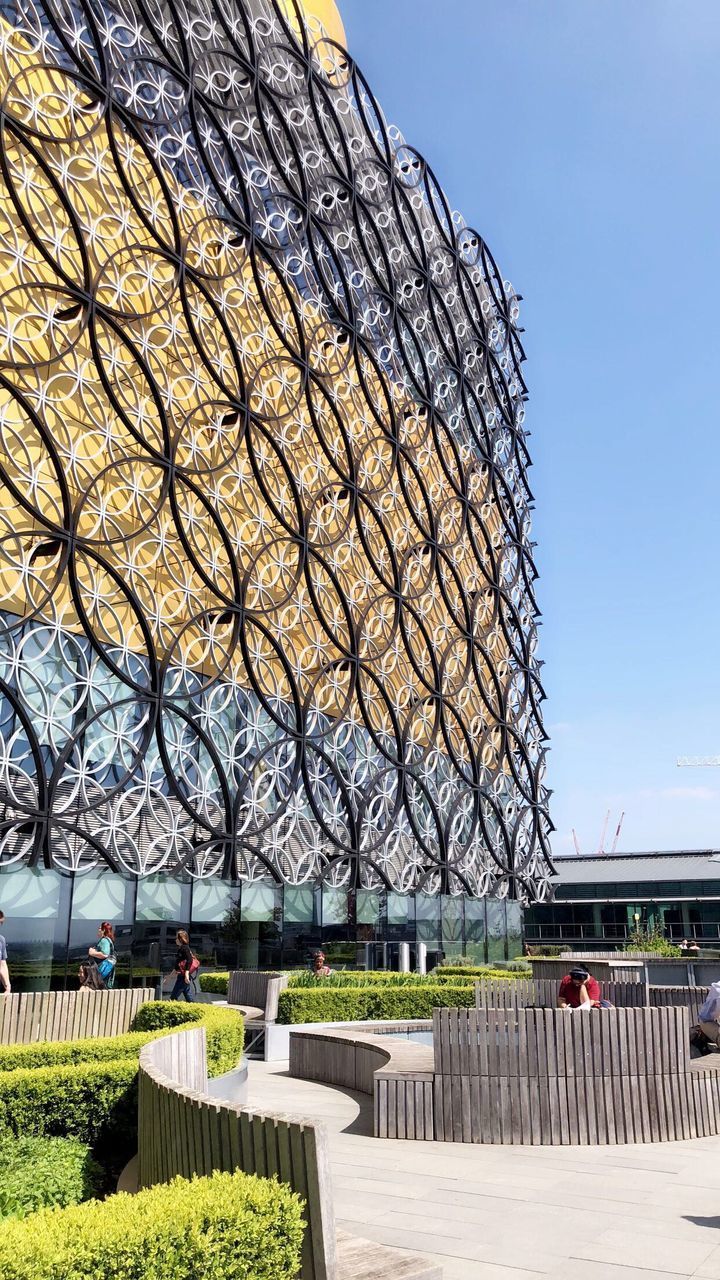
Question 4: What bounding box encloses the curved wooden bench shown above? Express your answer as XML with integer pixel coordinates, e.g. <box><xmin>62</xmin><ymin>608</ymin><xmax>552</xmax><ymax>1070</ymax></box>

<box><xmin>434</xmin><ymin>1006</ymin><xmax>720</xmax><ymax>1145</ymax></box>
<box><xmin>289</xmin><ymin>1023</ymin><xmax>434</xmax><ymax>1139</ymax></box>
<box><xmin>474</xmin><ymin>978</ymin><xmax>645</xmax><ymax>1010</ymax></box>
<box><xmin>0</xmin><ymin>988</ymin><xmax>153</xmax><ymax>1045</ymax></box>
<box><xmin>139</xmin><ymin>1025</ymin><xmax>441</xmax><ymax>1280</ymax></box>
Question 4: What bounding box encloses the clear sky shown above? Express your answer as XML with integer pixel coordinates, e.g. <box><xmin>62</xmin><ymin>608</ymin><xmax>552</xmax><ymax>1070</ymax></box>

<box><xmin>340</xmin><ymin>0</ymin><xmax>720</xmax><ymax>858</ymax></box>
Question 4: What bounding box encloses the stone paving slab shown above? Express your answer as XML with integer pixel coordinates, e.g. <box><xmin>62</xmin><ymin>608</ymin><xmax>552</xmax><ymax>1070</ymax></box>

<box><xmin>247</xmin><ymin>1060</ymin><xmax>720</xmax><ymax>1280</ymax></box>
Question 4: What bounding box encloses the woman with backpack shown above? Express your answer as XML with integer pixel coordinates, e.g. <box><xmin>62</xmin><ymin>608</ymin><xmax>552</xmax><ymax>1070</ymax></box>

<box><xmin>87</xmin><ymin>922</ymin><xmax>116</xmax><ymax>989</ymax></box>
<box><xmin>169</xmin><ymin>930</ymin><xmax>199</xmax><ymax>1002</ymax></box>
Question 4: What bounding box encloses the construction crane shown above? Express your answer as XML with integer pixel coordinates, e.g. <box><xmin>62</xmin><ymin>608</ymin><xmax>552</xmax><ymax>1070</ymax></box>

<box><xmin>571</xmin><ymin>810</ymin><xmax>625</xmax><ymax>857</ymax></box>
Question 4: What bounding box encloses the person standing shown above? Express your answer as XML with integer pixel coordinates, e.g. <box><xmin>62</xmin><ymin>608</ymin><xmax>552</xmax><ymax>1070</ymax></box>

<box><xmin>169</xmin><ymin>930</ymin><xmax>195</xmax><ymax>1002</ymax></box>
<box><xmin>0</xmin><ymin>909</ymin><xmax>10</xmax><ymax>994</ymax></box>
<box><xmin>88</xmin><ymin>922</ymin><xmax>116</xmax><ymax>989</ymax></box>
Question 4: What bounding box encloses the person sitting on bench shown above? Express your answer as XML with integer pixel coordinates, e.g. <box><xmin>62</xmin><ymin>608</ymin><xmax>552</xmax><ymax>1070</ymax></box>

<box><xmin>698</xmin><ymin>980</ymin><xmax>720</xmax><ymax>1047</ymax></box>
<box><xmin>558</xmin><ymin>965</ymin><xmax>601</xmax><ymax>1009</ymax></box>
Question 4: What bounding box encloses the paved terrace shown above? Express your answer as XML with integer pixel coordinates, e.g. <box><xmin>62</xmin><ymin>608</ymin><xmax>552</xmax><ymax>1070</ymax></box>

<box><xmin>248</xmin><ymin>1059</ymin><xmax>720</xmax><ymax>1280</ymax></box>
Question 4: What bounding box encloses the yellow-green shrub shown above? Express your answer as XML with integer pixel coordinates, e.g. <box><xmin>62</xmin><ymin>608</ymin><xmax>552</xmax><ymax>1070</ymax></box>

<box><xmin>0</xmin><ymin>1003</ymin><xmax>243</xmax><ymax>1078</ymax></box>
<box><xmin>0</xmin><ymin>1137</ymin><xmax>102</xmax><ymax>1220</ymax></box>
<box><xmin>0</xmin><ymin>1170</ymin><xmax>304</xmax><ymax>1280</ymax></box>
<box><xmin>199</xmin><ymin>971</ymin><xmax>230</xmax><ymax>994</ymax></box>
<box><xmin>277</xmin><ymin>982</ymin><xmax>480</xmax><ymax>1024</ymax></box>
<box><xmin>0</xmin><ymin>1004</ymin><xmax>244</xmax><ymax>1164</ymax></box>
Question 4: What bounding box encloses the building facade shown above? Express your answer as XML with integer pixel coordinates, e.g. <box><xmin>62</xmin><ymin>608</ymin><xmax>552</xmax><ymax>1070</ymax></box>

<box><xmin>525</xmin><ymin>850</ymin><xmax>720</xmax><ymax>951</ymax></box>
<box><xmin>0</xmin><ymin>0</ymin><xmax>551</xmax><ymax>985</ymax></box>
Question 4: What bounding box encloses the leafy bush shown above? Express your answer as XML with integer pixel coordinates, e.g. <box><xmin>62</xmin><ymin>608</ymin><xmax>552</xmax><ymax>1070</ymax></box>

<box><xmin>0</xmin><ymin>1004</ymin><xmax>243</xmax><ymax>1079</ymax></box>
<box><xmin>130</xmin><ymin>1002</ymin><xmax>204</xmax><ymax>1032</ymax></box>
<box><xmin>525</xmin><ymin>946</ymin><xmax>564</xmax><ymax>958</ymax></box>
<box><xmin>0</xmin><ymin>1058</ymin><xmax>139</xmax><ymax>1154</ymax></box>
<box><xmin>0</xmin><ymin>1005</ymin><xmax>244</xmax><ymax>1166</ymax></box>
<box><xmin>204</xmin><ymin>967</ymin><xmax>527</xmax><ymax>997</ymax></box>
<box><xmin>277</xmin><ymin>982</ymin><xmax>479</xmax><ymax>1024</ymax></box>
<box><xmin>287</xmin><ymin>970</ymin><xmax>430</xmax><ymax>988</ymax></box>
<box><xmin>433</xmin><ymin>964</ymin><xmax>529</xmax><ymax>981</ymax></box>
<box><xmin>624</xmin><ymin>926</ymin><xmax>682</xmax><ymax>957</ymax></box>
<box><xmin>199</xmin><ymin>971</ymin><xmax>230</xmax><ymax>994</ymax></box>
<box><xmin>0</xmin><ymin>1136</ymin><xmax>103</xmax><ymax>1220</ymax></box>
<box><xmin>0</xmin><ymin>1170</ymin><xmax>304</xmax><ymax>1280</ymax></box>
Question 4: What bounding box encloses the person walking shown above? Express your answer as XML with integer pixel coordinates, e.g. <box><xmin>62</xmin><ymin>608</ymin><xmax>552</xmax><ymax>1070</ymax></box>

<box><xmin>88</xmin><ymin>922</ymin><xmax>116</xmax><ymax>989</ymax></box>
<box><xmin>0</xmin><ymin>909</ymin><xmax>10</xmax><ymax>994</ymax></box>
<box><xmin>169</xmin><ymin>930</ymin><xmax>195</xmax><ymax>1002</ymax></box>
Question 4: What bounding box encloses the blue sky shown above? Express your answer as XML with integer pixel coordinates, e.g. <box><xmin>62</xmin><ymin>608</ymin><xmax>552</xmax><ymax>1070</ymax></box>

<box><xmin>341</xmin><ymin>0</ymin><xmax>720</xmax><ymax>857</ymax></box>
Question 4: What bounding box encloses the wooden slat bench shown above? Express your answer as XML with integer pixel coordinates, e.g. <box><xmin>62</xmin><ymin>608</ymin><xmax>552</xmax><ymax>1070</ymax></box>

<box><xmin>227</xmin><ymin>971</ymin><xmax>289</xmax><ymax>1055</ymax></box>
<box><xmin>0</xmin><ymin>987</ymin><xmax>153</xmax><ymax>1045</ymax></box>
<box><xmin>475</xmin><ymin>977</ymin><xmax>646</xmax><ymax>1011</ymax></box>
<box><xmin>433</xmin><ymin>1005</ymin><xmax>720</xmax><ymax>1144</ymax></box>
<box><xmin>139</xmin><ymin>1026</ymin><xmax>441</xmax><ymax>1280</ymax></box>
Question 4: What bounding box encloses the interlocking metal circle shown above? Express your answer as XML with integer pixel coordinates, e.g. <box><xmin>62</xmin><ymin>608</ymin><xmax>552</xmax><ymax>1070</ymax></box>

<box><xmin>0</xmin><ymin>0</ymin><xmax>553</xmax><ymax>901</ymax></box>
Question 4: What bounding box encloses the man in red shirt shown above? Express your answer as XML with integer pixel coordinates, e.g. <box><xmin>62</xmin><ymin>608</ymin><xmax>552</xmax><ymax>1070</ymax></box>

<box><xmin>558</xmin><ymin>965</ymin><xmax>601</xmax><ymax>1008</ymax></box>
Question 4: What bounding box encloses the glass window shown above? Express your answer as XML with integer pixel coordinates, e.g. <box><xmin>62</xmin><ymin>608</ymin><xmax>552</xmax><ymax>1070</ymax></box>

<box><xmin>322</xmin><ymin>887</ymin><xmax>348</xmax><ymax>926</ymax></box>
<box><xmin>486</xmin><ymin>898</ymin><xmax>507</xmax><ymax>963</ymax></box>
<box><xmin>69</xmin><ymin>873</ymin><xmax>137</xmax><ymax>987</ymax></box>
<box><xmin>464</xmin><ymin>897</ymin><xmax>486</xmax><ymax>964</ymax></box>
<box><xmin>357</xmin><ymin>890</ymin><xmax>381</xmax><ymax>925</ymax></box>
<box><xmin>441</xmin><ymin>895</ymin><xmax>463</xmax><ymax>960</ymax></box>
<box><xmin>241</xmin><ymin>881</ymin><xmax>280</xmax><ymax>923</ymax></box>
<box><xmin>416</xmin><ymin>892</ymin><xmax>440</xmax><ymax>948</ymax></box>
<box><xmin>191</xmin><ymin>880</ymin><xmax>237</xmax><ymax>923</ymax></box>
<box><xmin>0</xmin><ymin>866</ymin><xmax>70</xmax><ymax>991</ymax></box>
<box><xmin>388</xmin><ymin>892</ymin><xmax>412</xmax><ymax>926</ymax></box>
<box><xmin>71</xmin><ymin>872</ymin><xmax>129</xmax><ymax>922</ymax></box>
<box><xmin>284</xmin><ymin>885</ymin><xmax>315</xmax><ymax>924</ymax></box>
<box><xmin>506</xmin><ymin>899</ymin><xmax>522</xmax><ymax>959</ymax></box>
<box><xmin>136</xmin><ymin>877</ymin><xmax>189</xmax><ymax>923</ymax></box>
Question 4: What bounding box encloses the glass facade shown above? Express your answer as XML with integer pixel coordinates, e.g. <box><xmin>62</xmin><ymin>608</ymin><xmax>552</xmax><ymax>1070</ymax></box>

<box><xmin>0</xmin><ymin>865</ymin><xmax>524</xmax><ymax>991</ymax></box>
<box><xmin>0</xmin><ymin>0</ymin><xmax>552</xmax><ymax>961</ymax></box>
<box><xmin>526</xmin><ymin>883</ymin><xmax>720</xmax><ymax>949</ymax></box>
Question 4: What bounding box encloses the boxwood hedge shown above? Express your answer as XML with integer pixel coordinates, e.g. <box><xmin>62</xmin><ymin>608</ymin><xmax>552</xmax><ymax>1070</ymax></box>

<box><xmin>0</xmin><ymin>1003</ymin><xmax>243</xmax><ymax>1077</ymax></box>
<box><xmin>0</xmin><ymin>1137</ymin><xmax>103</xmax><ymax>1220</ymax></box>
<box><xmin>199</xmin><ymin>971</ymin><xmax>231</xmax><ymax>994</ymax></box>
<box><xmin>201</xmin><ymin>967</ymin><xmax>529</xmax><ymax>997</ymax></box>
<box><xmin>0</xmin><ymin>1170</ymin><xmax>304</xmax><ymax>1280</ymax></box>
<box><xmin>0</xmin><ymin>1003</ymin><xmax>244</xmax><ymax>1163</ymax></box>
<box><xmin>276</xmin><ymin>982</ymin><xmax>481</xmax><ymax>1024</ymax></box>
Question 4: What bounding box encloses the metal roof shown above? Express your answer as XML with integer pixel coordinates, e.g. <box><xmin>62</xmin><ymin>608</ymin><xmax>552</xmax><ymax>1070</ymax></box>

<box><xmin>552</xmin><ymin>850</ymin><xmax>720</xmax><ymax>885</ymax></box>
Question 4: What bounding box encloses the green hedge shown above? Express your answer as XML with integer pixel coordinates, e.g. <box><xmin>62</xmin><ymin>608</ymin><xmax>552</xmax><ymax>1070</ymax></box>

<box><xmin>203</xmin><ymin>967</ymin><xmax>528</xmax><ymax>997</ymax></box>
<box><xmin>0</xmin><ymin>1004</ymin><xmax>243</xmax><ymax>1078</ymax></box>
<box><xmin>277</xmin><ymin>982</ymin><xmax>481</xmax><ymax>1024</ymax></box>
<box><xmin>0</xmin><ymin>1137</ymin><xmax>103</xmax><ymax>1220</ymax></box>
<box><xmin>0</xmin><ymin>1058</ymin><xmax>139</xmax><ymax>1152</ymax></box>
<box><xmin>199</xmin><ymin>972</ymin><xmax>231</xmax><ymax>994</ymax></box>
<box><xmin>434</xmin><ymin>964</ymin><xmax>530</xmax><ymax>980</ymax></box>
<box><xmin>0</xmin><ymin>1004</ymin><xmax>244</xmax><ymax>1164</ymax></box>
<box><xmin>0</xmin><ymin>1170</ymin><xmax>304</xmax><ymax>1280</ymax></box>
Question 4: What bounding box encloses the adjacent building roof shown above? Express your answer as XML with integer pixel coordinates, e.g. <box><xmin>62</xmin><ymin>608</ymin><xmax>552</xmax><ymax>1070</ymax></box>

<box><xmin>553</xmin><ymin>850</ymin><xmax>720</xmax><ymax>885</ymax></box>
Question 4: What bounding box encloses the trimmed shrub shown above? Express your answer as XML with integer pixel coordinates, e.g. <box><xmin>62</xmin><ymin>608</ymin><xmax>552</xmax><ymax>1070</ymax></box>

<box><xmin>0</xmin><ymin>1170</ymin><xmax>304</xmax><ymax>1280</ymax></box>
<box><xmin>287</xmin><ymin>970</ymin><xmax>430</xmax><ymax>988</ymax></box>
<box><xmin>199</xmin><ymin>971</ymin><xmax>230</xmax><ymax>994</ymax></box>
<box><xmin>130</xmin><ymin>1002</ymin><xmax>204</xmax><ymax>1032</ymax></box>
<box><xmin>0</xmin><ymin>1136</ymin><xmax>103</xmax><ymax>1220</ymax></box>
<box><xmin>0</xmin><ymin>1005</ymin><xmax>244</xmax><ymax>1166</ymax></box>
<box><xmin>0</xmin><ymin>1004</ymin><xmax>243</xmax><ymax>1079</ymax></box>
<box><xmin>277</xmin><ymin>982</ymin><xmax>479</xmax><ymax>1024</ymax></box>
<box><xmin>434</xmin><ymin>963</ymin><xmax>530</xmax><ymax>980</ymax></box>
<box><xmin>0</xmin><ymin>1058</ymin><xmax>138</xmax><ymax>1150</ymax></box>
